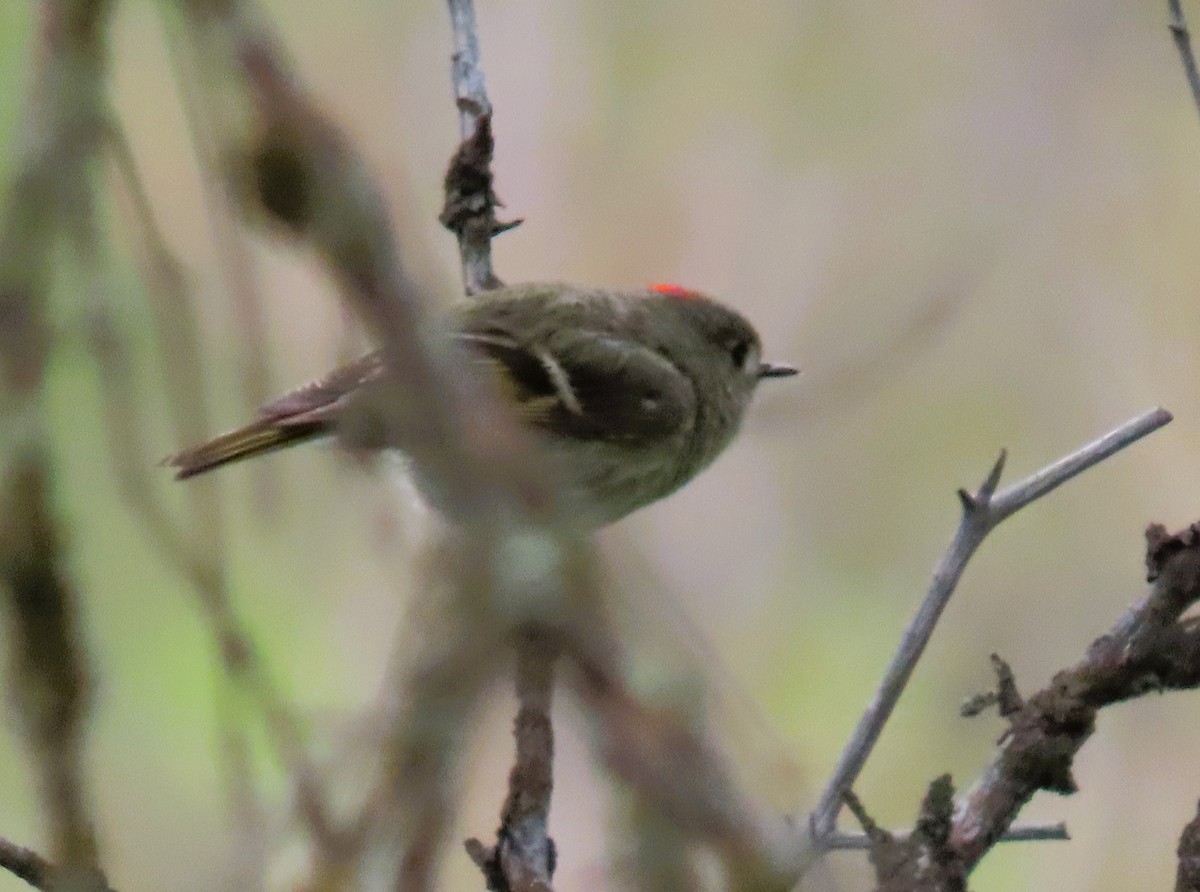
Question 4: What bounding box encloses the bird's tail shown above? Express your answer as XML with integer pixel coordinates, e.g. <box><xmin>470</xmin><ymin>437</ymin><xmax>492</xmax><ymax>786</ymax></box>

<box><xmin>164</xmin><ymin>420</ymin><xmax>327</xmax><ymax>479</ymax></box>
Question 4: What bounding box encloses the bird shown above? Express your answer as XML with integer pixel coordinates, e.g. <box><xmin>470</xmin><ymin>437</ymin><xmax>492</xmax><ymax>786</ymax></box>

<box><xmin>165</xmin><ymin>282</ymin><xmax>796</xmax><ymax>526</ymax></box>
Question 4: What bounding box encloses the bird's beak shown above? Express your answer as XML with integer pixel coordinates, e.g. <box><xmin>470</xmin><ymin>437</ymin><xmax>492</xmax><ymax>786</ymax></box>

<box><xmin>757</xmin><ymin>361</ymin><xmax>799</xmax><ymax>380</ymax></box>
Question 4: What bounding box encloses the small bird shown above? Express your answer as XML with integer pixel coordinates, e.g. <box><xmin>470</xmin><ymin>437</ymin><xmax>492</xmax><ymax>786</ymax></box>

<box><xmin>166</xmin><ymin>282</ymin><xmax>796</xmax><ymax>525</ymax></box>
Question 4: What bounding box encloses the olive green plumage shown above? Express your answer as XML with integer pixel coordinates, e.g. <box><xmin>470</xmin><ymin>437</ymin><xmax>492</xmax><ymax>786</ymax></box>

<box><xmin>166</xmin><ymin>282</ymin><xmax>795</xmax><ymax>525</ymax></box>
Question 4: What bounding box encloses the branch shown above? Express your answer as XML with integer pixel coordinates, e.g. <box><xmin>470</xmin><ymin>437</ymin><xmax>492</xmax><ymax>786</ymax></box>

<box><xmin>441</xmin><ymin>0</ymin><xmax>520</xmax><ymax>293</ymax></box>
<box><xmin>0</xmin><ymin>1</ymin><xmax>117</xmax><ymax>887</ymax></box>
<box><xmin>933</xmin><ymin>519</ymin><xmax>1200</xmax><ymax>874</ymax></box>
<box><xmin>1170</xmin><ymin>0</ymin><xmax>1200</xmax><ymax>122</ymax></box>
<box><xmin>0</xmin><ymin>835</ymin><xmax>114</xmax><ymax>892</ymax></box>
<box><xmin>569</xmin><ymin>631</ymin><xmax>813</xmax><ymax>891</ymax></box>
<box><xmin>159</xmin><ymin>11</ymin><xmax>274</xmax><ymax>443</ymax></box>
<box><xmin>466</xmin><ymin>629</ymin><xmax>558</xmax><ymax>892</ymax></box>
<box><xmin>824</xmin><ymin>822</ymin><xmax>1068</xmax><ymax>851</ymax></box>
<box><xmin>172</xmin><ymin>6</ymin><xmax>598</xmax><ymax>889</ymax></box>
<box><xmin>0</xmin><ymin>836</ymin><xmax>53</xmax><ymax>891</ymax></box>
<box><xmin>810</xmin><ymin>407</ymin><xmax>1173</xmax><ymax>839</ymax></box>
<box><xmin>847</xmin><ymin>519</ymin><xmax>1200</xmax><ymax>890</ymax></box>
<box><xmin>0</xmin><ymin>463</ymin><xmax>105</xmax><ymax>887</ymax></box>
<box><xmin>1179</xmin><ymin>799</ymin><xmax>1200</xmax><ymax>892</ymax></box>
<box><xmin>438</xmin><ymin>5</ymin><xmax>558</xmax><ymax>890</ymax></box>
<box><xmin>94</xmin><ymin>118</ymin><xmax>336</xmax><ymax>859</ymax></box>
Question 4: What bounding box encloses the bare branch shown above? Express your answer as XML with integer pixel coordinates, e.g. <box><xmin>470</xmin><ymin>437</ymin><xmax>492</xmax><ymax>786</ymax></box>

<box><xmin>158</xmin><ymin>10</ymin><xmax>274</xmax><ymax>435</ymax></box>
<box><xmin>0</xmin><ymin>834</ymin><xmax>114</xmax><ymax>892</ymax></box>
<box><xmin>441</xmin><ymin>0</ymin><xmax>518</xmax><ymax>293</ymax></box>
<box><xmin>988</xmin><ymin>408</ymin><xmax>1173</xmax><ymax>522</ymax></box>
<box><xmin>0</xmin><ymin>836</ymin><xmax>54</xmax><ymax>891</ymax></box>
<box><xmin>1170</xmin><ymin>0</ymin><xmax>1200</xmax><ymax>122</ymax></box>
<box><xmin>811</xmin><ymin>408</ymin><xmax>1173</xmax><ymax>839</ymax></box>
<box><xmin>843</xmin><ymin>518</ymin><xmax>1200</xmax><ymax>891</ymax></box>
<box><xmin>438</xmin><ymin>5</ymin><xmax>560</xmax><ymax>889</ymax></box>
<box><xmin>467</xmin><ymin>629</ymin><xmax>559</xmax><ymax>892</ymax></box>
<box><xmin>824</xmin><ymin>822</ymin><xmax>1068</xmax><ymax>851</ymax></box>
<box><xmin>1178</xmin><ymin>799</ymin><xmax>1200</xmax><ymax>892</ymax></box>
<box><xmin>931</xmin><ymin>519</ymin><xmax>1200</xmax><ymax>873</ymax></box>
<box><xmin>570</xmin><ymin>636</ymin><xmax>812</xmax><ymax>891</ymax></box>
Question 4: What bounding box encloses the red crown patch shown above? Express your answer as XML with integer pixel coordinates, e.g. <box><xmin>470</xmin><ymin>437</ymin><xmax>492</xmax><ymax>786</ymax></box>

<box><xmin>649</xmin><ymin>283</ymin><xmax>700</xmax><ymax>299</ymax></box>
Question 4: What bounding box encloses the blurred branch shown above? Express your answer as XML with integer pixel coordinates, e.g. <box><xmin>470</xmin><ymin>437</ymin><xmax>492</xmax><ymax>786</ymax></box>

<box><xmin>846</xmin><ymin>517</ymin><xmax>1200</xmax><ymax>890</ymax></box>
<box><xmin>171</xmin><ymin>2</ymin><xmax>599</xmax><ymax>888</ymax></box>
<box><xmin>158</xmin><ymin>11</ymin><xmax>274</xmax><ymax>455</ymax></box>
<box><xmin>213</xmin><ymin>679</ymin><xmax>269</xmax><ymax>892</ymax></box>
<box><xmin>570</xmin><ymin>635</ymin><xmax>812</xmax><ymax>891</ymax></box>
<box><xmin>0</xmin><ymin>834</ymin><xmax>114</xmax><ymax>892</ymax></box>
<box><xmin>380</xmin><ymin>619</ymin><xmax>498</xmax><ymax>892</ymax></box>
<box><xmin>810</xmin><ymin>407</ymin><xmax>1173</xmax><ymax>842</ymax></box>
<box><xmin>441</xmin><ymin>0</ymin><xmax>520</xmax><ymax>294</ymax></box>
<box><xmin>67</xmin><ymin>100</ymin><xmax>363</xmax><ymax>892</ymax></box>
<box><xmin>1178</xmin><ymin>799</ymin><xmax>1200</xmax><ymax>892</ymax></box>
<box><xmin>0</xmin><ymin>1</ymin><xmax>117</xmax><ymax>888</ymax></box>
<box><xmin>95</xmin><ymin>117</ymin><xmax>340</xmax><ymax>864</ymax></box>
<box><xmin>1170</xmin><ymin>0</ymin><xmax>1200</xmax><ymax>121</ymax></box>
<box><xmin>0</xmin><ymin>836</ymin><xmax>56</xmax><ymax>891</ymax></box>
<box><xmin>611</xmin><ymin>797</ymin><xmax>699</xmax><ymax>891</ymax></box>
<box><xmin>787</xmin><ymin>290</ymin><xmax>963</xmax><ymax>430</ymax></box>
<box><xmin>0</xmin><ymin>463</ymin><xmax>107</xmax><ymax>892</ymax></box>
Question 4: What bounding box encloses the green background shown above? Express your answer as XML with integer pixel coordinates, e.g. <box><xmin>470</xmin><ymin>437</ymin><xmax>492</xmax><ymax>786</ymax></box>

<box><xmin>1</xmin><ymin>2</ymin><xmax>1198</xmax><ymax>890</ymax></box>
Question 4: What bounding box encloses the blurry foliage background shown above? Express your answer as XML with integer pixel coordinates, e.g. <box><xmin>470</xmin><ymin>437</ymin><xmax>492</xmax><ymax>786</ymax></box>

<box><xmin>2</xmin><ymin>1</ymin><xmax>1200</xmax><ymax>890</ymax></box>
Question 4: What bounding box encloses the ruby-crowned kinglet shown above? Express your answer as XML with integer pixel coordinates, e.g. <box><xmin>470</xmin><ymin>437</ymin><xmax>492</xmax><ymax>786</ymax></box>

<box><xmin>166</xmin><ymin>282</ymin><xmax>796</xmax><ymax>525</ymax></box>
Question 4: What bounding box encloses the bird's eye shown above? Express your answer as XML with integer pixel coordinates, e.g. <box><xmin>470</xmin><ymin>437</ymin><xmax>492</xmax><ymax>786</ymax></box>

<box><xmin>729</xmin><ymin>339</ymin><xmax>752</xmax><ymax>370</ymax></box>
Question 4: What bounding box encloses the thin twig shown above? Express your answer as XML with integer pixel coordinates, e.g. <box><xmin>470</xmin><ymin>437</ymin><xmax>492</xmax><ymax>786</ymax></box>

<box><xmin>447</xmin><ymin>0</ymin><xmax>492</xmax><ymax>132</ymax></box>
<box><xmin>810</xmin><ymin>407</ymin><xmax>1173</xmax><ymax>839</ymax></box>
<box><xmin>1170</xmin><ymin>0</ymin><xmax>1200</xmax><ymax>121</ymax></box>
<box><xmin>824</xmin><ymin>822</ymin><xmax>1068</xmax><ymax>850</ymax></box>
<box><xmin>442</xmin><ymin>0</ymin><xmax>517</xmax><ymax>293</ymax></box>
<box><xmin>988</xmin><ymin>408</ymin><xmax>1173</xmax><ymax>521</ymax></box>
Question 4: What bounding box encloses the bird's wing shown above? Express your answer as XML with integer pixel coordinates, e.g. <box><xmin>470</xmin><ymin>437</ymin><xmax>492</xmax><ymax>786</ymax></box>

<box><xmin>165</xmin><ymin>353</ymin><xmax>386</xmax><ymax>478</ymax></box>
<box><xmin>168</xmin><ymin>326</ymin><xmax>695</xmax><ymax>480</ymax></box>
<box><xmin>459</xmin><ymin>328</ymin><xmax>696</xmax><ymax>446</ymax></box>
<box><xmin>256</xmin><ymin>351</ymin><xmax>387</xmax><ymax>425</ymax></box>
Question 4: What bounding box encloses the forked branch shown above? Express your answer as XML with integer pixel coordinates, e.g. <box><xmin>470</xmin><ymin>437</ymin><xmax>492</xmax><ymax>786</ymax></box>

<box><xmin>811</xmin><ymin>408</ymin><xmax>1172</xmax><ymax>842</ymax></box>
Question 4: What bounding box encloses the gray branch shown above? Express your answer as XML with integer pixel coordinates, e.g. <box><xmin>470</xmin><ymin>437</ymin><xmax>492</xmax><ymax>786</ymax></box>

<box><xmin>810</xmin><ymin>407</ymin><xmax>1173</xmax><ymax>840</ymax></box>
<box><xmin>442</xmin><ymin>0</ymin><xmax>518</xmax><ymax>293</ymax></box>
<box><xmin>1170</xmin><ymin>0</ymin><xmax>1200</xmax><ymax>121</ymax></box>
